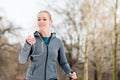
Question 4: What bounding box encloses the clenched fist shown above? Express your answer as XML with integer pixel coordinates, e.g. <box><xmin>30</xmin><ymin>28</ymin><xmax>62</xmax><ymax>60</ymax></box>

<box><xmin>26</xmin><ymin>35</ymin><xmax>36</xmax><ymax>45</ymax></box>
<box><xmin>69</xmin><ymin>72</ymin><xmax>77</xmax><ymax>79</ymax></box>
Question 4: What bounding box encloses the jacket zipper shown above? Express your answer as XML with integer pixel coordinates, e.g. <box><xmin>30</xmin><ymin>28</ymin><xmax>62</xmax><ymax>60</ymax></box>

<box><xmin>44</xmin><ymin>45</ymin><xmax>48</xmax><ymax>80</ymax></box>
<box><xmin>44</xmin><ymin>35</ymin><xmax>55</xmax><ymax>80</ymax></box>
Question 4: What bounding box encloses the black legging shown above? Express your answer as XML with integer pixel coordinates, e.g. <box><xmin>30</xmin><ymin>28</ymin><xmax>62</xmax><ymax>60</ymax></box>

<box><xmin>49</xmin><ymin>78</ymin><xmax>57</xmax><ymax>80</ymax></box>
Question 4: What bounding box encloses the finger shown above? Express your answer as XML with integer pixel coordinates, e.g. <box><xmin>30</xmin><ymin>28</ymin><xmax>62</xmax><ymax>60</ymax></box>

<box><xmin>27</xmin><ymin>37</ymin><xmax>35</xmax><ymax>41</ymax></box>
<box><xmin>28</xmin><ymin>39</ymin><xmax>36</xmax><ymax>44</ymax></box>
<box><xmin>70</xmin><ymin>72</ymin><xmax>77</xmax><ymax>78</ymax></box>
<box><xmin>27</xmin><ymin>39</ymin><xmax>33</xmax><ymax>42</ymax></box>
<box><xmin>27</xmin><ymin>38</ymin><xmax>35</xmax><ymax>41</ymax></box>
<box><xmin>73</xmin><ymin>72</ymin><xmax>76</xmax><ymax>75</ymax></box>
<box><xmin>28</xmin><ymin>40</ymin><xmax>35</xmax><ymax>43</ymax></box>
<box><xmin>72</xmin><ymin>73</ymin><xmax>77</xmax><ymax>79</ymax></box>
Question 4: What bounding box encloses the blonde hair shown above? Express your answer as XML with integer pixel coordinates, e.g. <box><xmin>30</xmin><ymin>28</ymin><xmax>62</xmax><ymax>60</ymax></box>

<box><xmin>38</xmin><ymin>10</ymin><xmax>52</xmax><ymax>20</ymax></box>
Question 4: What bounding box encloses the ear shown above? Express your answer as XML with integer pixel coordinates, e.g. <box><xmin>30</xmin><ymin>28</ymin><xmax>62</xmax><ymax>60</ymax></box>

<box><xmin>49</xmin><ymin>20</ymin><xmax>53</xmax><ymax>25</ymax></box>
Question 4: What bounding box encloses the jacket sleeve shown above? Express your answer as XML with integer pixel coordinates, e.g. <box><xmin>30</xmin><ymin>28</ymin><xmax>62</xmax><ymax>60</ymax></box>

<box><xmin>58</xmin><ymin>41</ymin><xmax>73</xmax><ymax>74</ymax></box>
<box><xmin>19</xmin><ymin>41</ymin><xmax>32</xmax><ymax>64</ymax></box>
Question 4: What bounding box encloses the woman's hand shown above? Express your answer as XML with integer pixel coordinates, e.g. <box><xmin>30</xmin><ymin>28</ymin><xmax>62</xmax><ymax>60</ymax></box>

<box><xmin>69</xmin><ymin>72</ymin><xmax>77</xmax><ymax>79</ymax></box>
<box><xmin>26</xmin><ymin>35</ymin><xmax>36</xmax><ymax>45</ymax></box>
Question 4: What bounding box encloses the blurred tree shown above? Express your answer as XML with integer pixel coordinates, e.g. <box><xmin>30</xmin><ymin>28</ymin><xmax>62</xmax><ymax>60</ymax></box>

<box><xmin>0</xmin><ymin>10</ymin><xmax>21</xmax><ymax>80</ymax></box>
<box><xmin>80</xmin><ymin>0</ymin><xmax>120</xmax><ymax>80</ymax></box>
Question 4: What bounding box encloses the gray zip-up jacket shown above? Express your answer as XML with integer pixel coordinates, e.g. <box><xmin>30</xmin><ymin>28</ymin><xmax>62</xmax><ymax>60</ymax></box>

<box><xmin>19</xmin><ymin>31</ymin><xmax>72</xmax><ymax>80</ymax></box>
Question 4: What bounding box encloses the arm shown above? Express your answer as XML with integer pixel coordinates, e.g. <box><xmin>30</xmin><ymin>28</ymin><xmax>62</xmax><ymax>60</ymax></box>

<box><xmin>19</xmin><ymin>35</ymin><xmax>36</xmax><ymax>64</ymax></box>
<box><xmin>58</xmin><ymin>41</ymin><xmax>77</xmax><ymax>79</ymax></box>
<box><xmin>58</xmin><ymin>41</ymin><xmax>72</xmax><ymax>74</ymax></box>
<box><xmin>19</xmin><ymin>41</ymin><xmax>32</xmax><ymax>64</ymax></box>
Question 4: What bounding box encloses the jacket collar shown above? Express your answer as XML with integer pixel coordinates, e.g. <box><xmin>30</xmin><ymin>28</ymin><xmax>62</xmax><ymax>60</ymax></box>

<box><xmin>34</xmin><ymin>31</ymin><xmax>56</xmax><ymax>38</ymax></box>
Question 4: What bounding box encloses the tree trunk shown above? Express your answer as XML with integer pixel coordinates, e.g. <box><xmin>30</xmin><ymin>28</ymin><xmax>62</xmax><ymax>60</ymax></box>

<box><xmin>112</xmin><ymin>0</ymin><xmax>118</xmax><ymax>80</ymax></box>
<box><xmin>97</xmin><ymin>68</ymin><xmax>102</xmax><ymax>80</ymax></box>
<box><xmin>84</xmin><ymin>35</ymin><xmax>88</xmax><ymax>80</ymax></box>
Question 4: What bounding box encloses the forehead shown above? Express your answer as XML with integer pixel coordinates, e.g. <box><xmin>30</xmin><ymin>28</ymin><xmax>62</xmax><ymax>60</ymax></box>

<box><xmin>37</xmin><ymin>12</ymin><xmax>49</xmax><ymax>18</ymax></box>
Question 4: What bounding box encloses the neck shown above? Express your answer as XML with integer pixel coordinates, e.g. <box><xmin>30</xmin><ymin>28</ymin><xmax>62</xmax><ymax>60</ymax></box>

<box><xmin>39</xmin><ymin>30</ymin><xmax>51</xmax><ymax>37</ymax></box>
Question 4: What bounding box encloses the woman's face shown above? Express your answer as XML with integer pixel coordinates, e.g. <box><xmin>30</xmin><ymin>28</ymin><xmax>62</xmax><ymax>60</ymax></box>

<box><xmin>37</xmin><ymin>12</ymin><xmax>52</xmax><ymax>31</ymax></box>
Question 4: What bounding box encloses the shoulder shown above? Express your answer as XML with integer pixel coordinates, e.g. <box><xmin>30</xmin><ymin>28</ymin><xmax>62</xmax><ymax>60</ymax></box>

<box><xmin>52</xmin><ymin>33</ymin><xmax>63</xmax><ymax>46</ymax></box>
<box><xmin>54</xmin><ymin>36</ymin><xmax>62</xmax><ymax>43</ymax></box>
<box><xmin>55</xmin><ymin>37</ymin><xmax>64</xmax><ymax>48</ymax></box>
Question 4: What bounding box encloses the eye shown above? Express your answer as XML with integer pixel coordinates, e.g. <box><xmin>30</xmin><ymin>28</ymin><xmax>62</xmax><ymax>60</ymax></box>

<box><xmin>43</xmin><ymin>18</ymin><xmax>47</xmax><ymax>21</ymax></box>
<box><xmin>38</xmin><ymin>19</ymin><xmax>41</xmax><ymax>21</ymax></box>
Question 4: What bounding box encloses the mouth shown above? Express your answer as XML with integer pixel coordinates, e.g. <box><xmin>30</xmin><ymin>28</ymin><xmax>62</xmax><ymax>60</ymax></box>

<box><xmin>39</xmin><ymin>25</ymin><xmax>45</xmax><ymax>27</ymax></box>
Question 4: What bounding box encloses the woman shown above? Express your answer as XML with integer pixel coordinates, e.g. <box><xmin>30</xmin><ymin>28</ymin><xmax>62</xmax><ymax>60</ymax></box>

<box><xmin>19</xmin><ymin>10</ymin><xmax>77</xmax><ymax>80</ymax></box>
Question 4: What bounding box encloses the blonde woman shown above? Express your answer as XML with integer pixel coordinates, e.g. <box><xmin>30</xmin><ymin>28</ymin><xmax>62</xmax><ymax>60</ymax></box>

<box><xmin>19</xmin><ymin>10</ymin><xmax>77</xmax><ymax>80</ymax></box>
